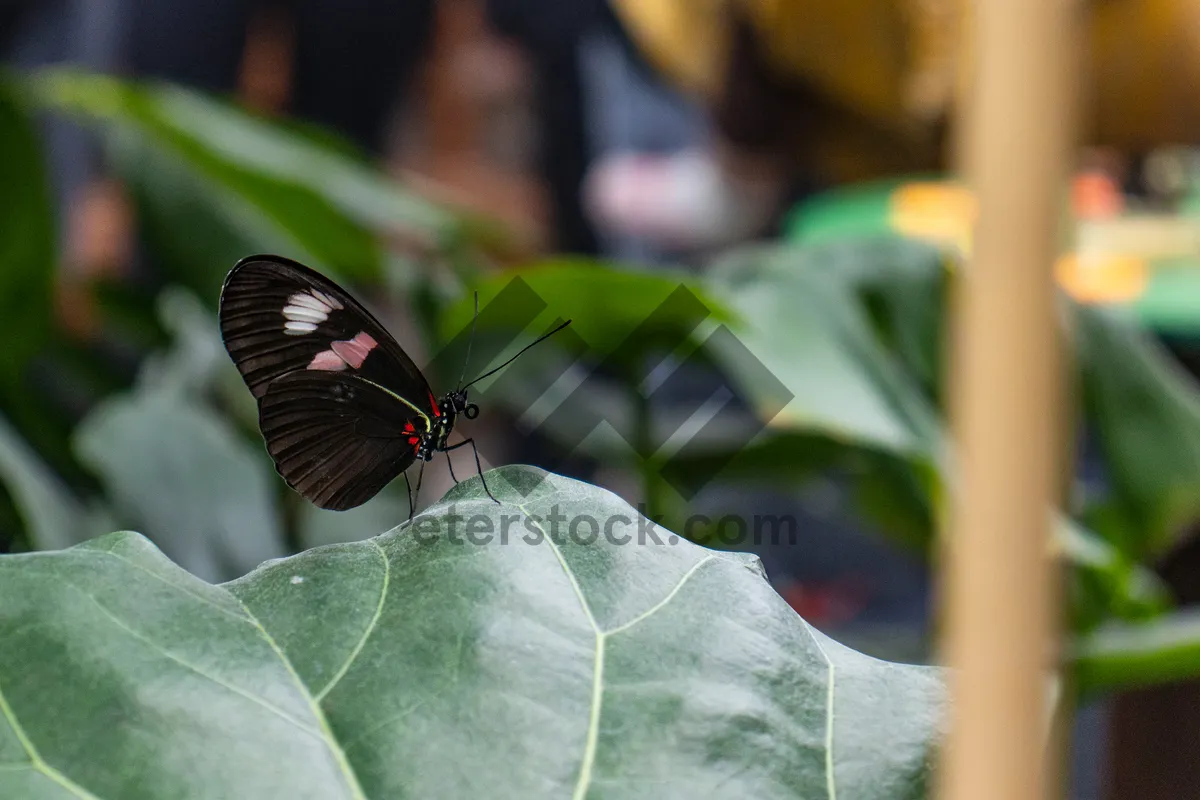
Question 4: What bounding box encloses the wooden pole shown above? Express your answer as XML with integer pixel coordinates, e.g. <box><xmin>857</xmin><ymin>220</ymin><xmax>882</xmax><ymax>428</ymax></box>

<box><xmin>938</xmin><ymin>0</ymin><xmax>1079</xmax><ymax>799</ymax></box>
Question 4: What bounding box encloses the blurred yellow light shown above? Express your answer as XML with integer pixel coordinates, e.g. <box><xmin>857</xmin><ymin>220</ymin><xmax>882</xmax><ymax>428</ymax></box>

<box><xmin>1054</xmin><ymin>252</ymin><xmax>1148</xmax><ymax>304</ymax></box>
<box><xmin>889</xmin><ymin>182</ymin><xmax>977</xmax><ymax>253</ymax></box>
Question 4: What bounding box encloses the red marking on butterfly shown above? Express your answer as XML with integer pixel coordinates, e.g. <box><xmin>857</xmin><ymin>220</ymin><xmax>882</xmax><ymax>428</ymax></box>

<box><xmin>307</xmin><ymin>331</ymin><xmax>378</xmax><ymax>372</ymax></box>
<box><xmin>402</xmin><ymin>419</ymin><xmax>420</xmax><ymax>447</ymax></box>
<box><xmin>428</xmin><ymin>390</ymin><xmax>441</xmax><ymax>416</ymax></box>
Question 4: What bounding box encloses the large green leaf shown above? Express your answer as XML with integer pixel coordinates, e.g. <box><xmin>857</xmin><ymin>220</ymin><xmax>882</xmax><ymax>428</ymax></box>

<box><xmin>296</xmin><ymin>487</ymin><xmax>411</xmax><ymax>550</ymax></box>
<box><xmin>0</xmin><ymin>466</ymin><xmax>944</xmax><ymax>799</ymax></box>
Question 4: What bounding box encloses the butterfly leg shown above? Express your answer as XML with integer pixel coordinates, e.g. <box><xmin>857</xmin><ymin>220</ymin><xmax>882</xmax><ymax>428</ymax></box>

<box><xmin>443</xmin><ymin>438</ymin><xmax>498</xmax><ymax>504</ymax></box>
<box><xmin>403</xmin><ymin>470</ymin><xmax>415</xmax><ymax>523</ymax></box>
<box><xmin>445</xmin><ymin>451</ymin><xmax>460</xmax><ymax>484</ymax></box>
<box><xmin>412</xmin><ymin>459</ymin><xmax>426</xmax><ymax>519</ymax></box>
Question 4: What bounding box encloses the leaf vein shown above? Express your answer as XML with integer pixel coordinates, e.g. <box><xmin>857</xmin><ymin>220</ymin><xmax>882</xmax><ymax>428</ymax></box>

<box><xmin>229</xmin><ymin>595</ymin><xmax>369</xmax><ymax>800</ymax></box>
<box><xmin>0</xmin><ymin>679</ymin><xmax>103</xmax><ymax>799</ymax></box>
<box><xmin>67</xmin><ymin>584</ymin><xmax>322</xmax><ymax>738</ymax></box>
<box><xmin>513</xmin><ymin>502</ymin><xmax>604</xmax><ymax>800</ymax></box>
<box><xmin>809</xmin><ymin>631</ymin><xmax>837</xmax><ymax>800</ymax></box>
<box><xmin>96</xmin><ymin>550</ymin><xmax>249</xmax><ymax>624</ymax></box>
<box><xmin>606</xmin><ymin>556</ymin><xmax>716</xmax><ymax>636</ymax></box>
<box><xmin>517</xmin><ymin>503</ymin><xmax>599</xmax><ymax>633</ymax></box>
<box><xmin>315</xmin><ymin>539</ymin><xmax>390</xmax><ymax>702</ymax></box>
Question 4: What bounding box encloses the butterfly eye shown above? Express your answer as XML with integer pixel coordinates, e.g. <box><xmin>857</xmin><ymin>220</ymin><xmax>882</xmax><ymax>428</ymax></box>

<box><xmin>464</xmin><ymin>404</ymin><xmax>479</xmax><ymax>420</ymax></box>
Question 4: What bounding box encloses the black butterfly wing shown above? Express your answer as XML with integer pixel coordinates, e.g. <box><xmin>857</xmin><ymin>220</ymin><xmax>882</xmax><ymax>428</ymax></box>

<box><xmin>219</xmin><ymin>254</ymin><xmax>437</xmax><ymax>416</ymax></box>
<box><xmin>258</xmin><ymin>370</ymin><xmax>422</xmax><ymax>510</ymax></box>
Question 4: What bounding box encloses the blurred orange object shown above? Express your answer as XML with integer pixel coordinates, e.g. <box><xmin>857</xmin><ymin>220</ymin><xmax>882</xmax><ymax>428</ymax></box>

<box><xmin>1072</xmin><ymin>170</ymin><xmax>1124</xmax><ymax>219</ymax></box>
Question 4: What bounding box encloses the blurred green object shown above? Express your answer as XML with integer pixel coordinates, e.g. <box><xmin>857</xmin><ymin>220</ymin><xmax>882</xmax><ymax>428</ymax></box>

<box><xmin>0</xmin><ymin>78</ymin><xmax>66</xmax><ymax>476</ymax></box>
<box><xmin>784</xmin><ymin>177</ymin><xmax>925</xmax><ymax>247</ymax></box>
<box><xmin>1072</xmin><ymin>608</ymin><xmax>1200</xmax><ymax>694</ymax></box>
<box><xmin>24</xmin><ymin>68</ymin><xmax>513</xmax><ymax>298</ymax></box>
<box><xmin>0</xmin><ymin>469</ymin><xmax>945</xmax><ymax>800</ymax></box>
<box><xmin>0</xmin><ymin>414</ymin><xmax>112</xmax><ymax>552</ymax></box>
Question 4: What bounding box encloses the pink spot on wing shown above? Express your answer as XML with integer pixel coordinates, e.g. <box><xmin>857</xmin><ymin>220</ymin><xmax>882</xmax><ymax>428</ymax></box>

<box><xmin>330</xmin><ymin>332</ymin><xmax>377</xmax><ymax>369</ymax></box>
<box><xmin>307</xmin><ymin>350</ymin><xmax>346</xmax><ymax>371</ymax></box>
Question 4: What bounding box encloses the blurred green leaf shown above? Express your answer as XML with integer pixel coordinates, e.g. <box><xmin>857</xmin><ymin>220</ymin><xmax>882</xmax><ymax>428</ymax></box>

<box><xmin>74</xmin><ymin>391</ymin><xmax>286</xmax><ymax>582</ymax></box>
<box><xmin>138</xmin><ymin>287</ymin><xmax>230</xmax><ymax>398</ymax></box>
<box><xmin>432</xmin><ymin>259</ymin><xmax>746</xmax><ymax>474</ymax></box>
<box><xmin>0</xmin><ymin>78</ymin><xmax>54</xmax><ymax>374</ymax></box>
<box><xmin>296</xmin><ymin>486</ymin><xmax>410</xmax><ymax>550</ymax></box>
<box><xmin>0</xmin><ymin>77</ymin><xmax>54</xmax><ymax>367</ymax></box>
<box><xmin>1076</xmin><ymin>305</ymin><xmax>1200</xmax><ymax>560</ymax></box>
<box><xmin>0</xmin><ymin>78</ymin><xmax>65</xmax><ymax>465</ymax></box>
<box><xmin>439</xmin><ymin>258</ymin><xmax>735</xmax><ymax>360</ymax></box>
<box><xmin>0</xmin><ymin>415</ymin><xmax>111</xmax><ymax>551</ymax></box>
<box><xmin>702</xmin><ymin>238</ymin><xmax>944</xmax><ymax>459</ymax></box>
<box><xmin>28</xmin><ymin>69</ymin><xmax>469</xmax><ymax>295</ymax></box>
<box><xmin>116</xmin><ymin>134</ymin><xmax>353</xmax><ymax>298</ymax></box>
<box><xmin>1072</xmin><ymin>608</ymin><xmax>1200</xmax><ymax>694</ymax></box>
<box><xmin>1056</xmin><ymin>517</ymin><xmax>1172</xmax><ymax>629</ymax></box>
<box><xmin>0</xmin><ymin>466</ymin><xmax>944</xmax><ymax>799</ymax></box>
<box><xmin>700</xmin><ymin>237</ymin><xmax>1200</xmax><ymax>573</ymax></box>
<box><xmin>28</xmin><ymin>69</ymin><xmax>516</xmax><ymax>271</ymax></box>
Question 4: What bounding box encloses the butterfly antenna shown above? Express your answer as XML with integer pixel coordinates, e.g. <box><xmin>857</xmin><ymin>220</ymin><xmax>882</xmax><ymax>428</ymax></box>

<box><xmin>462</xmin><ymin>318</ymin><xmax>572</xmax><ymax>390</ymax></box>
<box><xmin>456</xmin><ymin>292</ymin><xmax>479</xmax><ymax>391</ymax></box>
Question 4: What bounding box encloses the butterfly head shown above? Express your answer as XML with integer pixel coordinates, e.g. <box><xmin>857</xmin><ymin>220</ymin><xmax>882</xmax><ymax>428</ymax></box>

<box><xmin>442</xmin><ymin>388</ymin><xmax>479</xmax><ymax>421</ymax></box>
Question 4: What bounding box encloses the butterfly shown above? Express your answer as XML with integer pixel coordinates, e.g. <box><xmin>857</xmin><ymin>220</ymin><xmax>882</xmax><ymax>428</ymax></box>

<box><xmin>218</xmin><ymin>254</ymin><xmax>570</xmax><ymax>516</ymax></box>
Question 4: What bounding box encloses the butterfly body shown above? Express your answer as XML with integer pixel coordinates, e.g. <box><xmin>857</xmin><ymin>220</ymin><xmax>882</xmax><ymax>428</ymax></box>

<box><xmin>419</xmin><ymin>389</ymin><xmax>478</xmax><ymax>462</ymax></box>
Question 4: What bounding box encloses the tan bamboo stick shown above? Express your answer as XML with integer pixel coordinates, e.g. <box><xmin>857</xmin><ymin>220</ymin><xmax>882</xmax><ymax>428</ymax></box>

<box><xmin>938</xmin><ymin>0</ymin><xmax>1080</xmax><ymax>798</ymax></box>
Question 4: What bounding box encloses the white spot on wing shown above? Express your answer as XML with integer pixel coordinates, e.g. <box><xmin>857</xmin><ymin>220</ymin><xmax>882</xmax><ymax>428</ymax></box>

<box><xmin>283</xmin><ymin>289</ymin><xmax>341</xmax><ymax>330</ymax></box>
<box><xmin>284</xmin><ymin>320</ymin><xmax>318</xmax><ymax>335</ymax></box>
<box><xmin>283</xmin><ymin>306</ymin><xmax>327</xmax><ymax>324</ymax></box>
<box><xmin>288</xmin><ymin>292</ymin><xmax>329</xmax><ymax>311</ymax></box>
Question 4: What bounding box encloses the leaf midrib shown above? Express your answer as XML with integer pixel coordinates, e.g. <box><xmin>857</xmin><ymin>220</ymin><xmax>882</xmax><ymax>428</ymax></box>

<box><xmin>515</xmin><ymin>502</ymin><xmax>717</xmax><ymax>800</ymax></box>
